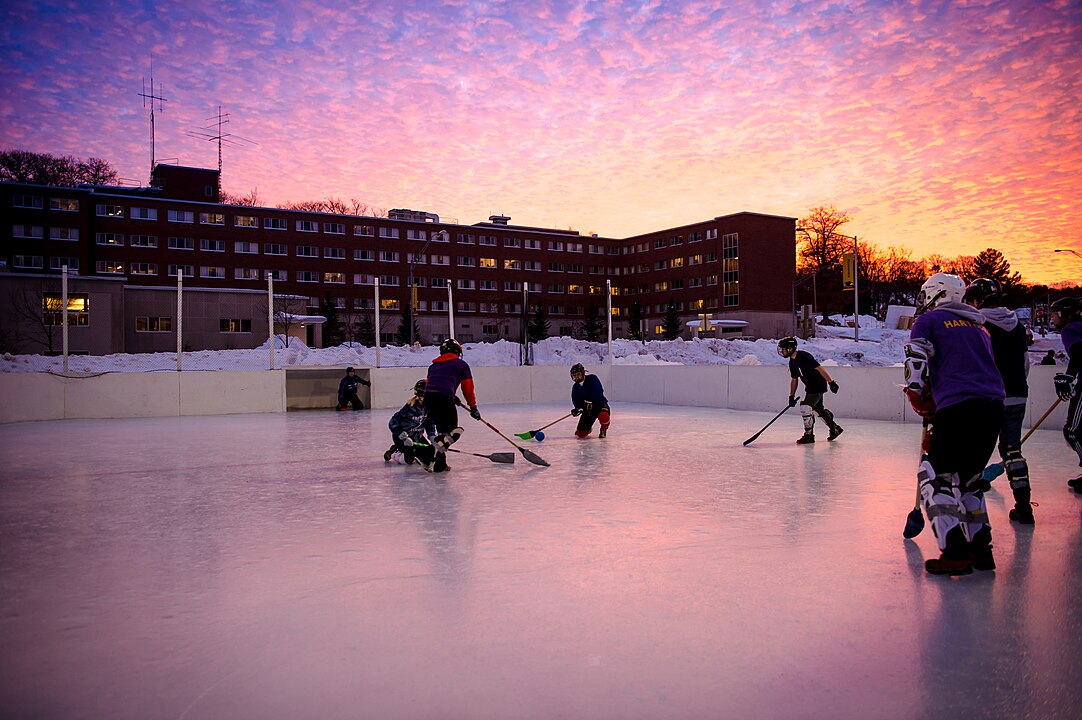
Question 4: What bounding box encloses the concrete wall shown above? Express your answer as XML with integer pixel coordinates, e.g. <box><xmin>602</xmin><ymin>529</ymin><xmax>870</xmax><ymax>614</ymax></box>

<box><xmin>0</xmin><ymin>364</ymin><xmax>1068</xmax><ymax>430</ymax></box>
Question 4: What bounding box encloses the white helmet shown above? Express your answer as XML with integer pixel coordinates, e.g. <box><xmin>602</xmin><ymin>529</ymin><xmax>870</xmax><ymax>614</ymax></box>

<box><xmin>917</xmin><ymin>273</ymin><xmax>966</xmax><ymax>310</ymax></box>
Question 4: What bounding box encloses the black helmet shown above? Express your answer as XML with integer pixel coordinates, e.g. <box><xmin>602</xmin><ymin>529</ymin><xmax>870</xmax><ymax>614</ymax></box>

<box><xmin>1051</xmin><ymin>297</ymin><xmax>1081</xmax><ymax>329</ymax></box>
<box><xmin>440</xmin><ymin>338</ymin><xmax>463</xmax><ymax>356</ymax></box>
<box><xmin>413</xmin><ymin>379</ymin><xmax>427</xmax><ymax>396</ymax></box>
<box><xmin>346</xmin><ymin>366</ymin><xmax>355</xmax><ymax>373</ymax></box>
<box><xmin>778</xmin><ymin>337</ymin><xmax>798</xmax><ymax>356</ymax></box>
<box><xmin>963</xmin><ymin>278</ymin><xmax>1001</xmax><ymax>308</ymax></box>
<box><xmin>570</xmin><ymin>363</ymin><xmax>585</xmax><ymax>377</ymax></box>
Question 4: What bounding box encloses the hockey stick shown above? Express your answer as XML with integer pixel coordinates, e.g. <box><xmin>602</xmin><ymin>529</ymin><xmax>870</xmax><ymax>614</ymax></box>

<box><xmin>447</xmin><ymin>447</ymin><xmax>516</xmax><ymax>464</ymax></box>
<box><xmin>742</xmin><ymin>399</ymin><xmax>799</xmax><ymax>446</ymax></box>
<box><xmin>903</xmin><ymin>420</ymin><xmax>932</xmax><ymax>538</ymax></box>
<box><xmin>514</xmin><ymin>413</ymin><xmax>574</xmax><ymax>440</ymax></box>
<box><xmin>981</xmin><ymin>398</ymin><xmax>1063</xmax><ymax>482</ymax></box>
<box><xmin>455</xmin><ymin>398</ymin><xmax>550</xmax><ymax>467</ymax></box>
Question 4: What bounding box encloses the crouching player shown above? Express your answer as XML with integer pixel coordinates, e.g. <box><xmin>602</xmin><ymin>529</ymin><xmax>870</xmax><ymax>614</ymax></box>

<box><xmin>384</xmin><ymin>379</ymin><xmax>437</xmax><ymax>466</ymax></box>
<box><xmin>905</xmin><ymin>273</ymin><xmax>1005</xmax><ymax>575</ymax></box>
<box><xmin>570</xmin><ymin>363</ymin><xmax>611</xmax><ymax>438</ymax></box>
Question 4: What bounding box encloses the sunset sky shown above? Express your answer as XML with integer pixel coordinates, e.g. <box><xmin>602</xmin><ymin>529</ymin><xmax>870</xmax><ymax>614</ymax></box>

<box><xmin>2</xmin><ymin>0</ymin><xmax>1079</xmax><ymax>285</ymax></box>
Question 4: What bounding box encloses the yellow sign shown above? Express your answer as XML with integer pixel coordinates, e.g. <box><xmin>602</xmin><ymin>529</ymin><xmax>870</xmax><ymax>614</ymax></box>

<box><xmin>841</xmin><ymin>253</ymin><xmax>854</xmax><ymax>289</ymax></box>
<box><xmin>411</xmin><ymin>284</ymin><xmax>418</xmax><ymax>311</ymax></box>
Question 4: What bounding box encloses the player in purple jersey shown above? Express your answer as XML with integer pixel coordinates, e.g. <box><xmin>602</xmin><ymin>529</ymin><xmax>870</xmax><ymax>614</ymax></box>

<box><xmin>1050</xmin><ymin>297</ymin><xmax>1082</xmax><ymax>492</ymax></box>
<box><xmin>964</xmin><ymin>278</ymin><xmax>1034</xmax><ymax>524</ymax></box>
<box><xmin>904</xmin><ymin>273</ymin><xmax>1005</xmax><ymax>576</ymax></box>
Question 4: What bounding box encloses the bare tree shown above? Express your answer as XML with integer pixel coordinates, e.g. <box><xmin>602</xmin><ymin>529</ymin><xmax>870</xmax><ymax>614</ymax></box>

<box><xmin>1</xmin><ymin>149</ymin><xmax>117</xmax><ymax>186</ymax></box>
<box><xmin>220</xmin><ymin>187</ymin><xmax>263</xmax><ymax>206</ymax></box>
<box><xmin>797</xmin><ymin>205</ymin><xmax>855</xmax><ymax>322</ymax></box>
<box><xmin>276</xmin><ymin>197</ymin><xmax>386</xmax><ymax>217</ymax></box>
<box><xmin>273</xmin><ymin>295</ymin><xmax>309</xmax><ymax>348</ymax></box>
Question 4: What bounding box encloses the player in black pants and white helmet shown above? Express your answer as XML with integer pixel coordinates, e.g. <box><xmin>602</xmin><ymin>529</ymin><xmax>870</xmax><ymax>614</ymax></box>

<box><xmin>1050</xmin><ymin>297</ymin><xmax>1082</xmax><ymax>492</ymax></box>
<box><xmin>777</xmin><ymin>337</ymin><xmax>843</xmax><ymax>444</ymax></box>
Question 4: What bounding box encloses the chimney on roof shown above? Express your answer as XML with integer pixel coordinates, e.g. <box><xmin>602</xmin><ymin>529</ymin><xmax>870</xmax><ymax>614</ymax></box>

<box><xmin>489</xmin><ymin>214</ymin><xmax>510</xmax><ymax>225</ymax></box>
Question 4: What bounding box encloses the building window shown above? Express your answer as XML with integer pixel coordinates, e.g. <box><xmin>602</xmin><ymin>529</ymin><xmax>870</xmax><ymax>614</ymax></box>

<box><xmin>504</xmin><ymin>237</ymin><xmax>521</xmax><ymax>248</ymax></box>
<box><xmin>457</xmin><ymin>302</ymin><xmax>475</xmax><ymax>312</ymax></box>
<box><xmin>296</xmin><ymin>245</ymin><xmax>318</xmax><ymax>257</ymax></box>
<box><xmin>200</xmin><ymin>266</ymin><xmax>225</xmax><ymax>278</ymax></box>
<box><xmin>568</xmin><ymin>284</ymin><xmax>583</xmax><ymax>294</ymax></box>
<box><xmin>200</xmin><ymin>239</ymin><xmax>224</xmax><ymax>252</ymax></box>
<box><xmin>457</xmin><ymin>279</ymin><xmax>475</xmax><ymax>290</ymax></box>
<box><xmin>355</xmin><ymin>249</ymin><xmax>375</xmax><ymax>261</ymax></box>
<box><xmin>13</xmin><ymin>194</ymin><xmax>43</xmax><ymax>209</ymax></box>
<box><xmin>589</xmin><ymin>244</ymin><xmax>604</xmax><ymax>254</ymax></box>
<box><xmin>479</xmin><ymin>258</ymin><xmax>496</xmax><ymax>268</ymax></box>
<box><xmin>49</xmin><ymin>257</ymin><xmax>80</xmax><ymax>271</ymax></box>
<box><xmin>457</xmin><ymin>256</ymin><xmax>476</xmax><ymax>267</ymax></box>
<box><xmin>458</xmin><ymin>233</ymin><xmax>475</xmax><ymax>244</ymax></box>
<box><xmin>324</xmin><ymin>222</ymin><xmax>345</xmax><ymax>234</ymax></box>
<box><xmin>95</xmin><ymin>232</ymin><xmax>123</xmax><ymax>246</ymax></box>
<box><xmin>50</xmin><ymin>197</ymin><xmax>78</xmax><ymax>212</ymax></box>
<box><xmin>379</xmin><ymin>227</ymin><xmax>399</xmax><ymax>239</ymax></box>
<box><xmin>705</xmin><ymin>229</ymin><xmax>717</xmax><ymax>240</ymax></box>
<box><xmin>482</xmin><ymin>324</ymin><xmax>498</xmax><ymax>335</ymax></box>
<box><xmin>524</xmin><ymin>239</ymin><xmax>541</xmax><ymax>250</ymax></box>
<box><xmin>235</xmin><ymin>241</ymin><xmax>259</xmax><ymax>254</ymax></box>
<box><xmin>96</xmin><ymin>260</ymin><xmax>124</xmax><ymax>274</ymax></box>
<box><xmin>167</xmin><ymin>210</ymin><xmax>194</xmax><ymax>223</ymax></box>
<box><xmin>354</xmin><ymin>273</ymin><xmax>374</xmax><ymax>285</ymax></box>
<box><xmin>136</xmin><ymin>316</ymin><xmax>172</xmax><ymax>332</ymax></box>
<box><xmin>297</xmin><ymin>270</ymin><xmax>319</xmax><ymax>282</ymax></box>
<box><xmin>168</xmin><ymin>236</ymin><xmax>194</xmax><ymax>250</ymax></box>
<box><xmin>132</xmin><ymin>207</ymin><xmax>158</xmax><ymax>220</ymax></box>
<box><xmin>355</xmin><ymin>225</ymin><xmax>375</xmax><ymax>237</ymax></box>
<box><xmin>381</xmin><ymin>298</ymin><xmax>400</xmax><ymax>310</ymax></box>
<box><xmin>723</xmin><ymin>233</ymin><xmax>739</xmax><ymax>307</ymax></box>
<box><xmin>524</xmin><ymin>260</ymin><xmax>541</xmax><ymax>271</ymax></box>
<box><xmin>548</xmin><ymin>283</ymin><xmax>564</xmax><ymax>293</ymax></box>
<box><xmin>430</xmin><ymin>278</ymin><xmax>448</xmax><ymax>288</ymax></box>
<box><xmin>431</xmin><ymin>254</ymin><xmax>450</xmax><ymax>266</ymax></box>
<box><xmin>130</xmin><ymin>235</ymin><xmax>158</xmax><ymax>248</ymax></box>
<box><xmin>43</xmin><ymin>292</ymin><xmax>89</xmax><ymax>326</ymax></box>
<box><xmin>264</xmin><ymin>217</ymin><xmax>287</xmax><ymax>230</ymax></box>
<box><xmin>379</xmin><ymin>275</ymin><xmax>400</xmax><ymax>286</ymax></box>
<box><xmin>479</xmin><ymin>279</ymin><xmax>497</xmax><ymax>290</ymax></box>
<box><xmin>264</xmin><ymin>243</ymin><xmax>287</xmax><ymax>255</ymax></box>
<box><xmin>235</xmin><ymin>268</ymin><xmax>260</xmax><ymax>280</ymax></box>
<box><xmin>480</xmin><ymin>235</ymin><xmax>498</xmax><ymax>246</ymax></box>
<box><xmin>406</xmin><ymin>229</ymin><xmax>427</xmax><ymax>241</ymax></box>
<box><xmin>266</xmin><ymin>269</ymin><xmax>287</xmax><ymax>281</ymax></box>
<box><xmin>235</xmin><ymin>215</ymin><xmax>258</xmax><ymax>228</ymax></box>
<box><xmin>567</xmin><ymin>242</ymin><xmax>583</xmax><ymax>253</ymax></box>
<box><xmin>50</xmin><ymin>227</ymin><xmax>79</xmax><ymax>241</ymax></box>
<box><xmin>296</xmin><ymin>220</ymin><xmax>317</xmax><ymax>232</ymax></box>
<box><xmin>324</xmin><ymin>247</ymin><xmax>345</xmax><ymax>259</ymax></box>
<box><xmin>353</xmin><ymin>298</ymin><xmax>374</xmax><ymax>309</ymax></box>
<box><xmin>220</xmin><ymin>318</ymin><xmax>252</xmax><ymax>333</ymax></box>
<box><xmin>671</xmin><ymin>257</ymin><xmax>684</xmax><ymax>268</ymax></box>
<box><xmin>96</xmin><ymin>204</ymin><xmax>124</xmax><ymax>217</ymax></box>
<box><xmin>324</xmin><ymin>272</ymin><xmax>345</xmax><ymax>284</ymax></box>
<box><xmin>380</xmin><ymin>251</ymin><xmax>400</xmax><ymax>262</ymax></box>
<box><xmin>13</xmin><ymin>255</ymin><xmax>43</xmax><ymax>269</ymax></box>
<box><xmin>504</xmin><ymin>281</ymin><xmax>522</xmax><ymax>291</ymax></box>
<box><xmin>567</xmin><ymin>263</ymin><xmax>583</xmax><ymax>273</ymax></box>
<box><xmin>548</xmin><ymin>262</ymin><xmax>564</xmax><ymax>272</ymax></box>
<box><xmin>167</xmin><ymin>265</ymin><xmax>194</xmax><ymax>277</ymax></box>
<box><xmin>130</xmin><ymin>262</ymin><xmax>157</xmax><ymax>276</ymax></box>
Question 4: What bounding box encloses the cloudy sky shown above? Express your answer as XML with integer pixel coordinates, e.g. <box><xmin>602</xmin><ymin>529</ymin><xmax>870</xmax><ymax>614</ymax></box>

<box><xmin>2</xmin><ymin>0</ymin><xmax>1079</xmax><ymax>284</ymax></box>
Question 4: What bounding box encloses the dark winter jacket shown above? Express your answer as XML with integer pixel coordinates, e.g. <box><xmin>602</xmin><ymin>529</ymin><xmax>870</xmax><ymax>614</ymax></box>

<box><xmin>979</xmin><ymin>307</ymin><xmax>1028</xmax><ymax>402</ymax></box>
<box><xmin>572</xmin><ymin>374</ymin><xmax>608</xmax><ymax>410</ymax></box>
<box><xmin>389</xmin><ymin>400</ymin><xmax>435</xmax><ymax>443</ymax></box>
<box><xmin>337</xmin><ymin>374</ymin><xmax>368</xmax><ymax>401</ymax></box>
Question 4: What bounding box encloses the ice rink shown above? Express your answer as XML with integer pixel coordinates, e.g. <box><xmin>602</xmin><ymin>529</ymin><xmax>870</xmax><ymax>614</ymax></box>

<box><xmin>2</xmin><ymin>402</ymin><xmax>1081</xmax><ymax>719</ymax></box>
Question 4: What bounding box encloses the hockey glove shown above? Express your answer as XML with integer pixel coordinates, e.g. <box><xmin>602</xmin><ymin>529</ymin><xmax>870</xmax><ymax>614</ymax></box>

<box><xmin>1055</xmin><ymin>373</ymin><xmax>1077</xmax><ymax>402</ymax></box>
<box><xmin>788</xmin><ymin>395</ymin><xmax>798</xmax><ymax>408</ymax></box>
<box><xmin>397</xmin><ymin>431</ymin><xmax>414</xmax><ymax>447</ymax></box>
<box><xmin>583</xmin><ymin>401</ymin><xmax>594</xmax><ymax>413</ymax></box>
<box><xmin>904</xmin><ymin>385</ymin><xmax>937</xmax><ymax>419</ymax></box>
<box><xmin>469</xmin><ymin>405</ymin><xmax>482</xmax><ymax>421</ymax></box>
<box><xmin>828</xmin><ymin>380</ymin><xmax>839</xmax><ymax>394</ymax></box>
<box><xmin>571</xmin><ymin>407</ymin><xmax>582</xmax><ymax>417</ymax></box>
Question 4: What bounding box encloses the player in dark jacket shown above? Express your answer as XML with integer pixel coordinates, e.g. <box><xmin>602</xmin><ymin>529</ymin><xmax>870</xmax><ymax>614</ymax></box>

<box><xmin>336</xmin><ymin>367</ymin><xmax>371</xmax><ymax>410</ymax></box>
<box><xmin>424</xmin><ymin>338</ymin><xmax>480</xmax><ymax>472</ymax></box>
<box><xmin>905</xmin><ymin>273</ymin><xmax>1005</xmax><ymax>575</ymax></box>
<box><xmin>964</xmin><ymin>278</ymin><xmax>1034</xmax><ymax>523</ymax></box>
<box><xmin>384</xmin><ymin>379</ymin><xmax>437</xmax><ymax>465</ymax></box>
<box><xmin>777</xmin><ymin>337</ymin><xmax>842</xmax><ymax>444</ymax></box>
<box><xmin>570</xmin><ymin>363</ymin><xmax>610</xmax><ymax>438</ymax></box>
<box><xmin>1051</xmin><ymin>297</ymin><xmax>1082</xmax><ymax>493</ymax></box>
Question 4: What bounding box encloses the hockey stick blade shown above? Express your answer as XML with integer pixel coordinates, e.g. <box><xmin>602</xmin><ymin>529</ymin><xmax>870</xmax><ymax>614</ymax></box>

<box><xmin>515</xmin><ymin>413</ymin><xmax>574</xmax><ymax>440</ymax></box>
<box><xmin>447</xmin><ymin>448</ymin><xmax>516</xmax><ymax>464</ymax></box>
<box><xmin>902</xmin><ymin>506</ymin><xmax>925</xmax><ymax>539</ymax></box>
<box><xmin>742</xmin><ymin>433</ymin><xmax>762</xmax><ymax>447</ymax></box>
<box><xmin>518</xmin><ymin>447</ymin><xmax>550</xmax><ymax>467</ymax></box>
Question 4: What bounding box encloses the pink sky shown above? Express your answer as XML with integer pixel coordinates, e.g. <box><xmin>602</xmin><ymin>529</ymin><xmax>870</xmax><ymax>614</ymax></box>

<box><xmin>2</xmin><ymin>0</ymin><xmax>1079</xmax><ymax>285</ymax></box>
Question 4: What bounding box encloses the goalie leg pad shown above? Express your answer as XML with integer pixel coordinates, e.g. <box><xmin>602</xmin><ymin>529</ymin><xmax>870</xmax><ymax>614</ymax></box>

<box><xmin>919</xmin><ymin>461</ymin><xmax>964</xmax><ymax>551</ymax></box>
<box><xmin>800</xmin><ymin>404</ymin><xmax>815</xmax><ymax>432</ymax></box>
<box><xmin>959</xmin><ymin>488</ymin><xmax>991</xmax><ymax>543</ymax></box>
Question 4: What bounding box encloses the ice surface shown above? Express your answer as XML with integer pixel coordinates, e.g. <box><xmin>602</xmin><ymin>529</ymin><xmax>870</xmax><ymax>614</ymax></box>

<box><xmin>2</xmin><ymin>404</ymin><xmax>1081</xmax><ymax>719</ymax></box>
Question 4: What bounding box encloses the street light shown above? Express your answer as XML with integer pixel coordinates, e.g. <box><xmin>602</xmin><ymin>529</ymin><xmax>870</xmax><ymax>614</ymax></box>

<box><xmin>1055</xmin><ymin>248</ymin><xmax>1082</xmax><ymax>259</ymax></box>
<box><xmin>407</xmin><ymin>229</ymin><xmax>448</xmax><ymax>345</ymax></box>
<box><xmin>796</xmin><ymin>227</ymin><xmax>861</xmax><ymax>341</ymax></box>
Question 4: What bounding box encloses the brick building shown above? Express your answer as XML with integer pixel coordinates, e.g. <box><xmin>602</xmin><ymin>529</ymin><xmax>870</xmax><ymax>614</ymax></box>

<box><xmin>1</xmin><ymin>165</ymin><xmax>796</xmax><ymax>355</ymax></box>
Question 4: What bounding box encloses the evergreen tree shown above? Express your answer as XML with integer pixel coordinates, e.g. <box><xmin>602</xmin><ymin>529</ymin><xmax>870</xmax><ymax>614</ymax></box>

<box><xmin>627</xmin><ymin>301</ymin><xmax>644</xmax><ymax>340</ymax></box>
<box><xmin>396</xmin><ymin>307</ymin><xmax>422</xmax><ymax>345</ymax></box>
<box><xmin>661</xmin><ymin>299</ymin><xmax>682</xmax><ymax>340</ymax></box>
<box><xmin>582</xmin><ymin>301</ymin><xmax>603</xmax><ymax>341</ymax></box>
<box><xmin>357</xmin><ymin>313</ymin><xmax>375</xmax><ymax>346</ymax></box>
<box><xmin>970</xmin><ymin>248</ymin><xmax>1024</xmax><ymax>305</ymax></box>
<box><xmin>527</xmin><ymin>305</ymin><xmax>550</xmax><ymax>342</ymax></box>
<box><xmin>320</xmin><ymin>294</ymin><xmax>346</xmax><ymax>347</ymax></box>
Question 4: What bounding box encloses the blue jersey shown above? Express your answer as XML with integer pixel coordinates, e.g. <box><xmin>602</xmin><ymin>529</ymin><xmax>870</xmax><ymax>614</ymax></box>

<box><xmin>910</xmin><ymin>302</ymin><xmax>1004</xmax><ymax>411</ymax></box>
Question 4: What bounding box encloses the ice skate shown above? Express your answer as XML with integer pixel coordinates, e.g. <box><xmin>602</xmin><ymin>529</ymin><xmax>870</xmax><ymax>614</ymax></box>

<box><xmin>969</xmin><ymin>544</ymin><xmax>996</xmax><ymax>572</ymax></box>
<box><xmin>796</xmin><ymin>432</ymin><xmax>815</xmax><ymax>444</ymax></box>
<box><xmin>925</xmin><ymin>552</ymin><xmax>973</xmax><ymax>576</ymax></box>
<box><xmin>1009</xmin><ymin>505</ymin><xmax>1035</xmax><ymax>525</ymax></box>
<box><xmin>384</xmin><ymin>446</ymin><xmax>397</xmax><ymax>462</ymax></box>
<box><xmin>828</xmin><ymin>424</ymin><xmax>844</xmax><ymax>441</ymax></box>
<box><xmin>599</xmin><ymin>427</ymin><xmax>607</xmax><ymax>439</ymax></box>
<box><xmin>1068</xmin><ymin>475</ymin><xmax>1082</xmax><ymax>493</ymax></box>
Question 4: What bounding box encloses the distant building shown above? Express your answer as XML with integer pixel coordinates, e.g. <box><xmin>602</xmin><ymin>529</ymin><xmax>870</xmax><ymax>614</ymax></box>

<box><xmin>0</xmin><ymin>165</ymin><xmax>796</xmax><ymax>354</ymax></box>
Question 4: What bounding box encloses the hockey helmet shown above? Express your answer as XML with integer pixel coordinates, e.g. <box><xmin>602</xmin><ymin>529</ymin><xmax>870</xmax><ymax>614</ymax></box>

<box><xmin>917</xmin><ymin>273</ymin><xmax>966</xmax><ymax>310</ymax></box>
<box><xmin>413</xmin><ymin>379</ymin><xmax>427</xmax><ymax>396</ymax></box>
<box><xmin>570</xmin><ymin>363</ymin><xmax>586</xmax><ymax>377</ymax></box>
<box><xmin>440</xmin><ymin>338</ymin><xmax>463</xmax><ymax>356</ymax></box>
<box><xmin>1051</xmin><ymin>297</ymin><xmax>1081</xmax><ymax>329</ymax></box>
<box><xmin>346</xmin><ymin>366</ymin><xmax>355</xmax><ymax>373</ymax></box>
<box><xmin>963</xmin><ymin>278</ymin><xmax>1001</xmax><ymax>308</ymax></box>
<box><xmin>777</xmin><ymin>337</ymin><xmax>798</xmax><ymax>356</ymax></box>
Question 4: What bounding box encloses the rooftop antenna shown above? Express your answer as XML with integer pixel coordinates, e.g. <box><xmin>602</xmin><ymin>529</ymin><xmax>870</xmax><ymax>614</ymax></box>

<box><xmin>139</xmin><ymin>62</ymin><xmax>168</xmax><ymax>183</ymax></box>
<box><xmin>186</xmin><ymin>106</ymin><xmax>257</xmax><ymax>196</ymax></box>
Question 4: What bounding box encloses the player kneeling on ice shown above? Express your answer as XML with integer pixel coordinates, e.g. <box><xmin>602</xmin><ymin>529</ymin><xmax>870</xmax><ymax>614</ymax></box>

<box><xmin>570</xmin><ymin>363</ymin><xmax>611</xmax><ymax>438</ymax></box>
<box><xmin>905</xmin><ymin>273</ymin><xmax>1005</xmax><ymax>576</ymax></box>
<box><xmin>777</xmin><ymin>337</ymin><xmax>843</xmax><ymax>444</ymax></box>
<box><xmin>384</xmin><ymin>379</ymin><xmax>437</xmax><ymax>466</ymax></box>
<box><xmin>336</xmin><ymin>366</ymin><xmax>371</xmax><ymax>411</ymax></box>
<box><xmin>424</xmin><ymin>338</ymin><xmax>481</xmax><ymax>472</ymax></box>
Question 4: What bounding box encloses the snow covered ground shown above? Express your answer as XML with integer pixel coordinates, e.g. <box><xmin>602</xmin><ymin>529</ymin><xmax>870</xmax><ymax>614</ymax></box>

<box><xmin>0</xmin><ymin>315</ymin><xmax>1065</xmax><ymax>373</ymax></box>
<box><xmin>2</xmin><ymin>404</ymin><xmax>1080</xmax><ymax>719</ymax></box>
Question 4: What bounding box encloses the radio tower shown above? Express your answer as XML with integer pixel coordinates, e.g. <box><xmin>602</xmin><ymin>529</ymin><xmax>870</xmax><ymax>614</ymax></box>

<box><xmin>139</xmin><ymin>64</ymin><xmax>168</xmax><ymax>182</ymax></box>
<box><xmin>186</xmin><ymin>106</ymin><xmax>257</xmax><ymax>196</ymax></box>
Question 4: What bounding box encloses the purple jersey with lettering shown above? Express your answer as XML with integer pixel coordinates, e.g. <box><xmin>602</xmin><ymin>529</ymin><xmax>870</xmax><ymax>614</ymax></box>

<box><xmin>1062</xmin><ymin>319</ymin><xmax>1082</xmax><ymax>377</ymax></box>
<box><xmin>910</xmin><ymin>304</ymin><xmax>1004</xmax><ymax>411</ymax></box>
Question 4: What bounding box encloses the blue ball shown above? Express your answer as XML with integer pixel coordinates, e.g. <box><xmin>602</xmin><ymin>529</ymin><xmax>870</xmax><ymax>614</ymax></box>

<box><xmin>534</xmin><ymin>431</ymin><xmax>545</xmax><ymax>442</ymax></box>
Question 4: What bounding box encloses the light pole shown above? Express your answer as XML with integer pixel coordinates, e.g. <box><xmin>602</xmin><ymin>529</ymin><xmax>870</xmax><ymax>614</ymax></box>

<box><xmin>1055</xmin><ymin>248</ymin><xmax>1082</xmax><ymax>259</ymax></box>
<box><xmin>407</xmin><ymin>229</ymin><xmax>447</xmax><ymax>346</ymax></box>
